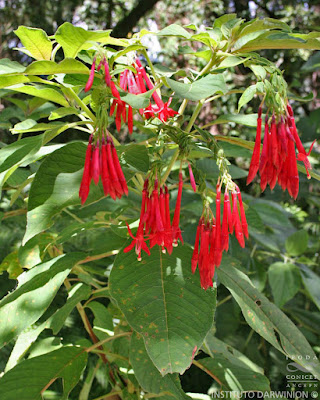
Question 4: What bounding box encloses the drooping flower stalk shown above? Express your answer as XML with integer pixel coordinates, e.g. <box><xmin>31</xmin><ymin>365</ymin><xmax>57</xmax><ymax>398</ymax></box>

<box><xmin>192</xmin><ymin>184</ymin><xmax>249</xmax><ymax>289</ymax></box>
<box><xmin>247</xmin><ymin>103</ymin><xmax>316</xmax><ymax>199</ymax></box>
<box><xmin>79</xmin><ymin>134</ymin><xmax>128</xmax><ymax>204</ymax></box>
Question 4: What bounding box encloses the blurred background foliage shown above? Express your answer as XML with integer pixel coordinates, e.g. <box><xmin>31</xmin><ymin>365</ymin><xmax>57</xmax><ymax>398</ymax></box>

<box><xmin>0</xmin><ymin>0</ymin><xmax>320</xmax><ymax>398</ymax></box>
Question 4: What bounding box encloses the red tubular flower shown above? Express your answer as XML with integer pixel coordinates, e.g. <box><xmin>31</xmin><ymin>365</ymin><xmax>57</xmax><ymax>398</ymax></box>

<box><xmin>221</xmin><ymin>189</ymin><xmax>230</xmax><ymax>251</ymax></box>
<box><xmin>188</xmin><ymin>162</ymin><xmax>197</xmax><ymax>192</ymax></box>
<box><xmin>198</xmin><ymin>222</ymin><xmax>212</xmax><ymax>290</ymax></box>
<box><xmin>111</xmin><ymin>141</ymin><xmax>128</xmax><ymax>196</ymax></box>
<box><xmin>213</xmin><ymin>185</ymin><xmax>222</xmax><ymax>267</ymax></box>
<box><xmin>101</xmin><ymin>137</ymin><xmax>116</xmax><ymax>200</ymax></box>
<box><xmin>164</xmin><ymin>186</ymin><xmax>173</xmax><ymax>254</ymax></box>
<box><xmin>106</xmin><ymin>136</ymin><xmax>123</xmax><ymax>198</ymax></box>
<box><xmin>92</xmin><ymin>140</ymin><xmax>100</xmax><ymax>185</ymax></box>
<box><xmin>247</xmin><ymin>106</ymin><xmax>262</xmax><ymax>184</ymax></box>
<box><xmin>103</xmin><ymin>58</ymin><xmax>112</xmax><ymax>87</ymax></box>
<box><xmin>235</xmin><ymin>185</ymin><xmax>249</xmax><ymax>239</ymax></box>
<box><xmin>191</xmin><ymin>219</ymin><xmax>202</xmax><ymax>273</ymax></box>
<box><xmin>85</xmin><ymin>58</ymin><xmax>96</xmax><ymax>92</ymax></box>
<box><xmin>124</xmin><ymin>180</ymin><xmax>150</xmax><ymax>261</ymax></box>
<box><xmin>79</xmin><ymin>135</ymin><xmax>93</xmax><ymax>205</ymax></box>
<box><xmin>172</xmin><ymin>172</ymin><xmax>184</xmax><ymax>246</ymax></box>
<box><xmin>135</xmin><ymin>59</ymin><xmax>178</xmax><ymax>123</ymax></box>
<box><xmin>232</xmin><ymin>191</ymin><xmax>245</xmax><ymax>248</ymax></box>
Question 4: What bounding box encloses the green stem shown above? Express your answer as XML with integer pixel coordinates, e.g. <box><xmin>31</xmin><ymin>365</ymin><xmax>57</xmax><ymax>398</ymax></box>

<box><xmin>185</xmin><ymin>100</ymin><xmax>204</xmax><ymax>133</ymax></box>
<box><xmin>198</xmin><ymin>52</ymin><xmax>216</xmax><ymax>77</ymax></box>
<box><xmin>64</xmin><ymin>87</ymin><xmax>96</xmax><ymax>122</ymax></box>
<box><xmin>85</xmin><ymin>332</ymin><xmax>132</xmax><ymax>354</ymax></box>
<box><xmin>142</xmin><ymin>49</ymin><xmax>157</xmax><ymax>79</ymax></box>
<box><xmin>51</xmin><ymin>43</ymin><xmax>61</xmax><ymax>62</ymax></box>
<box><xmin>160</xmin><ymin>147</ymin><xmax>179</xmax><ymax>186</ymax></box>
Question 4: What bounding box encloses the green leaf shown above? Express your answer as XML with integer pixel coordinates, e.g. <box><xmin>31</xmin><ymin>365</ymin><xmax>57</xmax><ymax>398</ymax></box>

<box><xmin>18</xmin><ymin>233</ymin><xmax>54</xmax><ymax>269</ymax></box>
<box><xmin>123</xmin><ymin>144</ymin><xmax>150</xmax><ymax>173</ymax></box>
<box><xmin>49</xmin><ymin>283</ymin><xmax>91</xmax><ymax>334</ymax></box>
<box><xmin>0</xmin><ymin>253</ymin><xmax>84</xmax><ymax>349</ymax></box>
<box><xmin>24</xmin><ymin>59</ymin><xmax>89</xmax><ymax>75</ymax></box>
<box><xmin>0</xmin><ymin>59</ymin><xmax>26</xmax><ymax>75</ymax></box>
<box><xmin>204</xmin><ymin>331</ymin><xmax>265</xmax><ymax>375</ymax></box>
<box><xmin>85</xmin><ymin>301</ymin><xmax>114</xmax><ymax>341</ymax></box>
<box><xmin>237</xmin><ymin>18</ymin><xmax>291</xmax><ymax>38</ymax></box>
<box><xmin>268</xmin><ymin>262</ymin><xmax>301</xmax><ymax>307</ymax></box>
<box><xmin>11</xmin><ymin>120</ymin><xmax>66</xmax><ymax>134</ymax></box>
<box><xmin>250</xmin><ymin>65</ymin><xmax>267</xmax><ymax>80</ymax></box>
<box><xmin>109</xmin><ymin>245</ymin><xmax>216</xmax><ymax>375</ymax></box>
<box><xmin>14</xmin><ymin>26</ymin><xmax>52</xmax><ymax>60</ymax></box>
<box><xmin>197</xmin><ymin>356</ymin><xmax>270</xmax><ymax>391</ymax></box>
<box><xmin>238</xmin><ymin>84</ymin><xmax>256</xmax><ymax>111</ymax></box>
<box><xmin>167</xmin><ymin>74</ymin><xmax>227</xmax><ymax>101</ymax></box>
<box><xmin>285</xmin><ymin>230</ymin><xmax>309</xmax><ymax>256</ymax></box>
<box><xmin>119</xmin><ymin>90</ymin><xmax>153</xmax><ymax>109</ymax></box>
<box><xmin>23</xmin><ymin>142</ymin><xmax>104</xmax><ymax>244</ymax></box>
<box><xmin>299</xmin><ymin>265</ymin><xmax>320</xmax><ymax>311</ymax></box>
<box><xmin>8</xmin><ymin>84</ymin><xmax>69</xmax><ymax>107</ymax></box>
<box><xmin>55</xmin><ymin>22</ymin><xmax>128</xmax><ymax>58</ymax></box>
<box><xmin>302</xmin><ymin>51</ymin><xmax>320</xmax><ymax>72</ymax></box>
<box><xmin>0</xmin><ymin>135</ymin><xmax>43</xmax><ymax>174</ymax></box>
<box><xmin>0</xmin><ymin>251</ymin><xmax>23</xmax><ymax>279</ymax></box>
<box><xmin>130</xmin><ymin>332</ymin><xmax>190</xmax><ymax>399</ymax></box>
<box><xmin>155</xmin><ymin>24</ymin><xmax>192</xmax><ymax>39</ymax></box>
<box><xmin>49</xmin><ymin>106</ymin><xmax>80</xmax><ymax>120</ymax></box>
<box><xmin>0</xmin><ymin>346</ymin><xmax>87</xmax><ymax>400</ymax></box>
<box><xmin>217</xmin><ymin>257</ymin><xmax>320</xmax><ymax>377</ymax></box>
<box><xmin>213</xmin><ymin>113</ymin><xmax>258</xmax><ymax>127</ymax></box>
<box><xmin>217</xmin><ymin>55</ymin><xmax>248</xmax><ymax>69</ymax></box>
<box><xmin>0</xmin><ymin>75</ymin><xmax>32</xmax><ymax>89</ymax></box>
<box><xmin>5</xmin><ymin>282</ymin><xmax>90</xmax><ymax>372</ymax></box>
<box><xmin>234</xmin><ymin>31</ymin><xmax>320</xmax><ymax>52</ymax></box>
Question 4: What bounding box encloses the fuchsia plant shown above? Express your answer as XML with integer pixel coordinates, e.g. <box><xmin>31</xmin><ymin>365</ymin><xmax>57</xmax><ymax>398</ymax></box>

<box><xmin>0</xmin><ymin>19</ymin><xmax>319</xmax><ymax>399</ymax></box>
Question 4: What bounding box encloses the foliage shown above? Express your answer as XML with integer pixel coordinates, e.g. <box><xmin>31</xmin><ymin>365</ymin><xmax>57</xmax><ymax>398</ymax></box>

<box><xmin>0</xmin><ymin>14</ymin><xmax>319</xmax><ymax>400</ymax></box>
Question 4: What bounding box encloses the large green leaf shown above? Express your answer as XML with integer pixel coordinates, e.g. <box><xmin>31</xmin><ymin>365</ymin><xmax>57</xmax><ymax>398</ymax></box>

<box><xmin>0</xmin><ymin>346</ymin><xmax>87</xmax><ymax>400</ymax></box>
<box><xmin>167</xmin><ymin>74</ymin><xmax>227</xmax><ymax>101</ymax></box>
<box><xmin>0</xmin><ymin>135</ymin><xmax>44</xmax><ymax>193</ymax></box>
<box><xmin>268</xmin><ymin>262</ymin><xmax>301</xmax><ymax>307</ymax></box>
<box><xmin>23</xmin><ymin>141</ymin><xmax>104</xmax><ymax>244</ymax></box>
<box><xmin>55</xmin><ymin>22</ymin><xmax>128</xmax><ymax>58</ymax></box>
<box><xmin>0</xmin><ymin>253</ymin><xmax>84</xmax><ymax>349</ymax></box>
<box><xmin>130</xmin><ymin>332</ymin><xmax>190</xmax><ymax>399</ymax></box>
<box><xmin>109</xmin><ymin>245</ymin><xmax>216</xmax><ymax>375</ymax></box>
<box><xmin>8</xmin><ymin>84</ymin><xmax>69</xmax><ymax>107</ymax></box>
<box><xmin>24</xmin><ymin>59</ymin><xmax>89</xmax><ymax>75</ymax></box>
<box><xmin>234</xmin><ymin>31</ymin><xmax>320</xmax><ymax>52</ymax></box>
<box><xmin>5</xmin><ymin>282</ymin><xmax>90</xmax><ymax>371</ymax></box>
<box><xmin>14</xmin><ymin>26</ymin><xmax>52</xmax><ymax>60</ymax></box>
<box><xmin>0</xmin><ymin>59</ymin><xmax>26</xmax><ymax>75</ymax></box>
<box><xmin>217</xmin><ymin>257</ymin><xmax>320</xmax><ymax>377</ymax></box>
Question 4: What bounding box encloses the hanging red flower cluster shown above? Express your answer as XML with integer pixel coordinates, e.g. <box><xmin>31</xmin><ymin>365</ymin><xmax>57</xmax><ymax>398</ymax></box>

<box><xmin>84</xmin><ymin>56</ymin><xmax>178</xmax><ymax>134</ymax></box>
<box><xmin>79</xmin><ymin>134</ymin><xmax>128</xmax><ymax>205</ymax></box>
<box><xmin>247</xmin><ymin>105</ymin><xmax>316</xmax><ymax>199</ymax></box>
<box><xmin>124</xmin><ymin>173</ymin><xmax>184</xmax><ymax>261</ymax></box>
<box><xmin>191</xmin><ymin>184</ymin><xmax>248</xmax><ymax>290</ymax></box>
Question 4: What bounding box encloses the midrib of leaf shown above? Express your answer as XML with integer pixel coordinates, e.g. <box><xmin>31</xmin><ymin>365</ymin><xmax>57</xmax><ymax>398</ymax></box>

<box><xmin>159</xmin><ymin>248</ymin><xmax>172</xmax><ymax>373</ymax></box>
